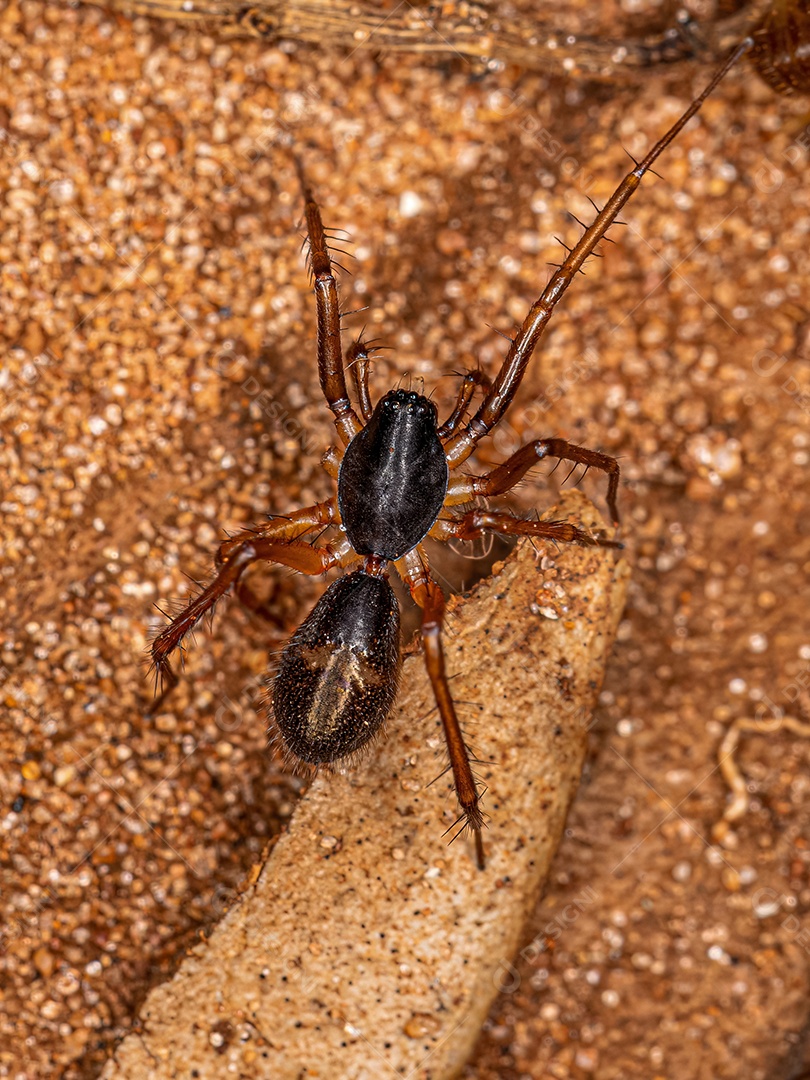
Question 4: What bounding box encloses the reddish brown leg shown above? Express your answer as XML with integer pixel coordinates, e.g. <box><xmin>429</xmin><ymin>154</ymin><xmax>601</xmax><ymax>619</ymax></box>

<box><xmin>431</xmin><ymin>509</ymin><xmax>622</xmax><ymax>549</ymax></box>
<box><xmin>437</xmin><ymin>369</ymin><xmax>492</xmax><ymax>440</ymax></box>
<box><xmin>444</xmin><ymin>440</ymin><xmax>620</xmax><ymax>526</ymax></box>
<box><xmin>345</xmin><ymin>337</ymin><xmax>374</xmax><ymax>423</ymax></box>
<box><xmin>214</xmin><ymin>499</ymin><xmax>339</xmax><ymax>567</ymax></box>
<box><xmin>150</xmin><ymin>506</ymin><xmax>346</xmax><ymax>711</ymax></box>
<box><xmin>398</xmin><ymin>547</ymin><xmax>486</xmax><ymax>869</ymax></box>
<box><xmin>295</xmin><ymin>159</ymin><xmax>362</xmax><ymax>446</ymax></box>
<box><xmin>235</xmin><ymin>535</ymin><xmax>355</xmax><ymax>620</ymax></box>
<box><xmin>441</xmin><ymin>40</ymin><xmax>750</xmax><ymax>469</ymax></box>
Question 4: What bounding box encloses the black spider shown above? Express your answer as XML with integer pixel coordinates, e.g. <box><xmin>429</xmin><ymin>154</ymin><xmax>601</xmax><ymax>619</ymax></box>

<box><xmin>150</xmin><ymin>41</ymin><xmax>748</xmax><ymax>868</ymax></box>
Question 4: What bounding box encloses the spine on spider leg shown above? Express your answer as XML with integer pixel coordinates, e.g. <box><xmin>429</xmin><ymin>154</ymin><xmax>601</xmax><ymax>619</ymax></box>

<box><xmin>148</xmin><ymin>547</ymin><xmax>255</xmax><ymax>691</ymax></box>
<box><xmin>542</xmin><ymin>37</ymin><xmax>753</xmax><ymax>311</ymax></box>
<box><xmin>148</xmin><ymin>531</ymin><xmax>341</xmax><ymax>710</ymax></box>
<box><xmin>293</xmin><ymin>157</ymin><xmax>337</xmax><ymax>321</ymax></box>
<box><xmin>147</xmin><ymin>561</ymin><xmax>244</xmax><ymax>669</ymax></box>
<box><xmin>405</xmin><ymin>569</ymin><xmax>487</xmax><ymax>869</ymax></box>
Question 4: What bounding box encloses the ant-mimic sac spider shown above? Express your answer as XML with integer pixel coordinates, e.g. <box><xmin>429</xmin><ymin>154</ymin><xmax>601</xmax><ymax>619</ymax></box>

<box><xmin>150</xmin><ymin>40</ymin><xmax>752</xmax><ymax>870</ymax></box>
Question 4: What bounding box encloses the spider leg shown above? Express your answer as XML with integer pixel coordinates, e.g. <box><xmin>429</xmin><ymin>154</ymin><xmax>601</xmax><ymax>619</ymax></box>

<box><xmin>441</xmin><ymin>39</ymin><xmax>750</xmax><ymax>470</ymax></box>
<box><xmin>444</xmin><ymin>440</ymin><xmax>620</xmax><ymax>526</ymax></box>
<box><xmin>397</xmin><ymin>546</ymin><xmax>486</xmax><ymax>869</ymax></box>
<box><xmin>150</xmin><ymin>501</ymin><xmax>348</xmax><ymax>712</ymax></box>
<box><xmin>345</xmin><ymin>336</ymin><xmax>375</xmax><ymax>422</ymax></box>
<box><xmin>294</xmin><ymin>158</ymin><xmax>362</xmax><ymax>446</ymax></box>
<box><xmin>437</xmin><ymin>368</ymin><xmax>493</xmax><ymax>440</ymax></box>
<box><xmin>430</xmin><ymin>509</ymin><xmax>622</xmax><ymax>549</ymax></box>
<box><xmin>214</xmin><ymin>499</ymin><xmax>340</xmax><ymax>566</ymax></box>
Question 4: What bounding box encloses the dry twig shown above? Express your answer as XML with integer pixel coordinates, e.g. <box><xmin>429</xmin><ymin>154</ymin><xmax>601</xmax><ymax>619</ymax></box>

<box><xmin>102</xmin><ymin>0</ymin><xmax>773</xmax><ymax>79</ymax></box>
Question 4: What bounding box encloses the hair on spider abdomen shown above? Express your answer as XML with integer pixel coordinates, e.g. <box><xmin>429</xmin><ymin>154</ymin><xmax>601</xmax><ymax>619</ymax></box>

<box><xmin>272</xmin><ymin>570</ymin><xmax>402</xmax><ymax>763</ymax></box>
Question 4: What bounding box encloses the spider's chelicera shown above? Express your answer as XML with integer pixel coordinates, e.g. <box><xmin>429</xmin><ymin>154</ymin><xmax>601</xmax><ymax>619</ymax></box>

<box><xmin>150</xmin><ymin>41</ymin><xmax>750</xmax><ymax>869</ymax></box>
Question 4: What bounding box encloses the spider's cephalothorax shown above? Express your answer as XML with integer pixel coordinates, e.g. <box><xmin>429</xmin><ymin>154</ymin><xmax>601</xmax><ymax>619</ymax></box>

<box><xmin>149</xmin><ymin>40</ymin><xmax>750</xmax><ymax>869</ymax></box>
<box><xmin>338</xmin><ymin>389</ymin><xmax>449</xmax><ymax>561</ymax></box>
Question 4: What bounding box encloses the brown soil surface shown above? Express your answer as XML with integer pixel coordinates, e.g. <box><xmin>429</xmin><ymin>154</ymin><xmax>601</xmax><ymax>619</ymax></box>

<box><xmin>1</xmin><ymin>1</ymin><xmax>809</xmax><ymax>1078</ymax></box>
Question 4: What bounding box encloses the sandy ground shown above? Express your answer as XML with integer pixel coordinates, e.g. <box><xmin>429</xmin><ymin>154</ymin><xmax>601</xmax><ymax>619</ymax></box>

<box><xmin>1</xmin><ymin>0</ymin><xmax>809</xmax><ymax>1077</ymax></box>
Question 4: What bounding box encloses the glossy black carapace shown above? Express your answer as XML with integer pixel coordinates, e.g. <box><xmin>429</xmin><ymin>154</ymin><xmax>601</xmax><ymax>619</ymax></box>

<box><xmin>338</xmin><ymin>389</ymin><xmax>449</xmax><ymax>561</ymax></box>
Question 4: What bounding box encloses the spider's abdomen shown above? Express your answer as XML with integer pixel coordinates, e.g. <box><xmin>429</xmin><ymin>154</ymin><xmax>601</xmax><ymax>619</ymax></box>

<box><xmin>272</xmin><ymin>570</ymin><xmax>401</xmax><ymax>763</ymax></box>
<box><xmin>337</xmin><ymin>389</ymin><xmax>449</xmax><ymax>561</ymax></box>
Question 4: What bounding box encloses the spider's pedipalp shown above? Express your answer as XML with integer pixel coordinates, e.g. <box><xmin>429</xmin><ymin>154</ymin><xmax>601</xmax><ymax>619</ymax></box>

<box><xmin>437</xmin><ymin>368</ymin><xmax>493</xmax><ymax>440</ymax></box>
